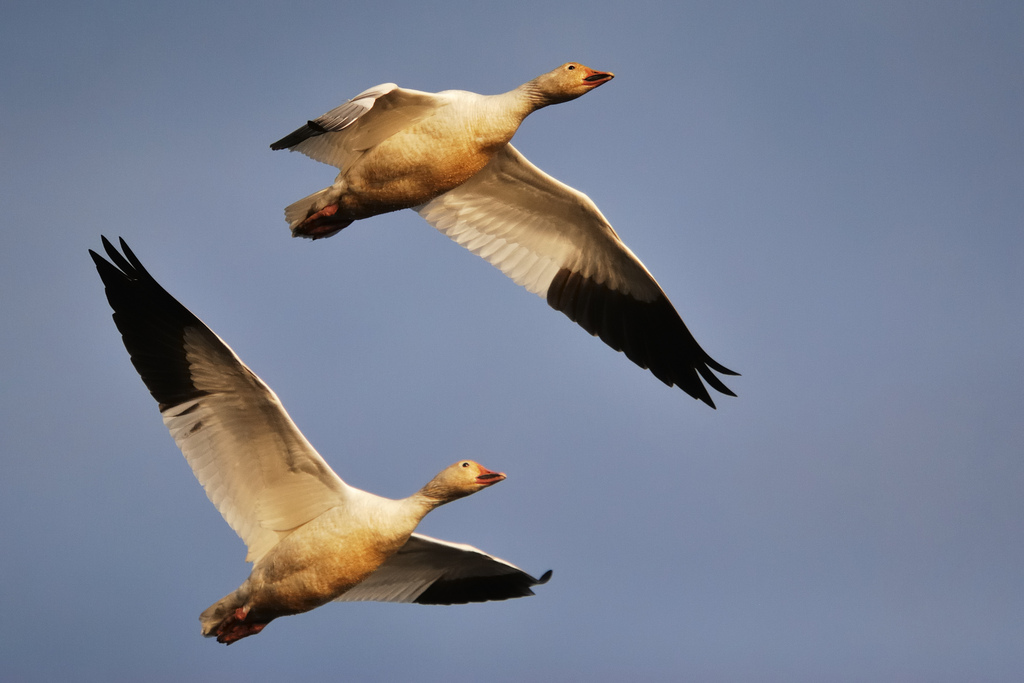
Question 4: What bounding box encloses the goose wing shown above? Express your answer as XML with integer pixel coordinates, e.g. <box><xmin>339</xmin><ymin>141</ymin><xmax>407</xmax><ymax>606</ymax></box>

<box><xmin>415</xmin><ymin>144</ymin><xmax>737</xmax><ymax>407</ymax></box>
<box><xmin>91</xmin><ymin>237</ymin><xmax>349</xmax><ymax>563</ymax></box>
<box><xmin>335</xmin><ymin>533</ymin><xmax>552</xmax><ymax>604</ymax></box>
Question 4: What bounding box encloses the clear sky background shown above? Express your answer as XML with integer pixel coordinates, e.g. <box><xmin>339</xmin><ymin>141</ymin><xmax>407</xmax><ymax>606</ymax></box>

<box><xmin>3</xmin><ymin>1</ymin><xmax>1022</xmax><ymax>681</ymax></box>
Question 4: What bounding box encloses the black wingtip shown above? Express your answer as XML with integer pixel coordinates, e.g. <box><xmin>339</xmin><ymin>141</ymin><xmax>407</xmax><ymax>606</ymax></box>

<box><xmin>91</xmin><ymin>237</ymin><xmax>211</xmax><ymax>409</ymax></box>
<box><xmin>270</xmin><ymin>121</ymin><xmax>325</xmax><ymax>151</ymax></box>
<box><xmin>269</xmin><ymin>131</ymin><xmax>297</xmax><ymax>150</ymax></box>
<box><xmin>546</xmin><ymin>267</ymin><xmax>737</xmax><ymax>408</ymax></box>
<box><xmin>706</xmin><ymin>358</ymin><xmax>741</xmax><ymax>377</ymax></box>
<box><xmin>96</xmin><ymin>235</ymin><xmax>131</xmax><ymax>274</ymax></box>
<box><xmin>413</xmin><ymin>565</ymin><xmax>553</xmax><ymax>605</ymax></box>
<box><xmin>306</xmin><ymin>119</ymin><xmax>328</xmax><ymax>133</ymax></box>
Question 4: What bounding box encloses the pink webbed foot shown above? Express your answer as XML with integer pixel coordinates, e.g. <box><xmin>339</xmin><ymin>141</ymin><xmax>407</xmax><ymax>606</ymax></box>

<box><xmin>291</xmin><ymin>204</ymin><xmax>353</xmax><ymax>240</ymax></box>
<box><xmin>215</xmin><ymin>606</ymin><xmax>268</xmax><ymax>645</ymax></box>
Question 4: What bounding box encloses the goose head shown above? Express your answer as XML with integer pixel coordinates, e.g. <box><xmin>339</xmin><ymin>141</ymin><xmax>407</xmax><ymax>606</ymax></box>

<box><xmin>418</xmin><ymin>460</ymin><xmax>507</xmax><ymax>505</ymax></box>
<box><xmin>527</xmin><ymin>62</ymin><xmax>614</xmax><ymax>106</ymax></box>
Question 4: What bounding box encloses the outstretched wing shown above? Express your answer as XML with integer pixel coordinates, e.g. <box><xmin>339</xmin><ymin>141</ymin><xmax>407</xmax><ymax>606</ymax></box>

<box><xmin>335</xmin><ymin>533</ymin><xmax>552</xmax><ymax>604</ymax></box>
<box><xmin>416</xmin><ymin>144</ymin><xmax>737</xmax><ymax>407</ymax></box>
<box><xmin>91</xmin><ymin>237</ymin><xmax>349</xmax><ymax>563</ymax></box>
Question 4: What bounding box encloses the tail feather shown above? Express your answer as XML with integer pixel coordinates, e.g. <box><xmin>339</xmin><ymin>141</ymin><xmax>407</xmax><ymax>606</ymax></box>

<box><xmin>284</xmin><ymin>187</ymin><xmax>335</xmax><ymax>226</ymax></box>
<box><xmin>199</xmin><ymin>589</ymin><xmax>245</xmax><ymax>638</ymax></box>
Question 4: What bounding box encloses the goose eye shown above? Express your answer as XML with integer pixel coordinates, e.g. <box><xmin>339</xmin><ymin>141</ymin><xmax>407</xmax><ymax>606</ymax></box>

<box><xmin>567</xmin><ymin>64</ymin><xmax>576</xmax><ymax>70</ymax></box>
<box><xmin>461</xmin><ymin>462</ymin><xmax>470</xmax><ymax>468</ymax></box>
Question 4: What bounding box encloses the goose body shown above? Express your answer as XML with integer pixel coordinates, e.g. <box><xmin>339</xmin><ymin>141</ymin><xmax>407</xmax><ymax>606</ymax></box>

<box><xmin>91</xmin><ymin>237</ymin><xmax>549</xmax><ymax>644</ymax></box>
<box><xmin>272</xmin><ymin>63</ymin><xmax>738</xmax><ymax>407</ymax></box>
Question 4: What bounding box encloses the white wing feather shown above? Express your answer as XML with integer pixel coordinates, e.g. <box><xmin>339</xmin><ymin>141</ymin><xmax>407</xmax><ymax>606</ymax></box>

<box><xmin>415</xmin><ymin>143</ymin><xmax>663</xmax><ymax>302</ymax></box>
<box><xmin>161</xmin><ymin>326</ymin><xmax>349</xmax><ymax>564</ymax></box>
<box><xmin>335</xmin><ymin>533</ymin><xmax>544</xmax><ymax>604</ymax></box>
<box><xmin>284</xmin><ymin>85</ymin><xmax>447</xmax><ymax>170</ymax></box>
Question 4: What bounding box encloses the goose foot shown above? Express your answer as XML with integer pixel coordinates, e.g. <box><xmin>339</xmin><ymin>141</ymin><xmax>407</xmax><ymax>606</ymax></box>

<box><xmin>215</xmin><ymin>606</ymin><xmax>268</xmax><ymax>645</ymax></box>
<box><xmin>291</xmin><ymin>205</ymin><xmax>353</xmax><ymax>240</ymax></box>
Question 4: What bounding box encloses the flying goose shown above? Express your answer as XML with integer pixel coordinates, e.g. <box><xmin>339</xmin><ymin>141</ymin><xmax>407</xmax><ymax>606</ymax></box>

<box><xmin>271</xmin><ymin>62</ymin><xmax>738</xmax><ymax>407</ymax></box>
<box><xmin>91</xmin><ymin>237</ymin><xmax>550</xmax><ymax>644</ymax></box>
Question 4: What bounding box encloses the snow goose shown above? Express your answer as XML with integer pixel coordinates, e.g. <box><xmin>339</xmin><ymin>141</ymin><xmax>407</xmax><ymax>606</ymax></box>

<box><xmin>90</xmin><ymin>237</ymin><xmax>550</xmax><ymax>644</ymax></box>
<box><xmin>271</xmin><ymin>62</ymin><xmax>738</xmax><ymax>407</ymax></box>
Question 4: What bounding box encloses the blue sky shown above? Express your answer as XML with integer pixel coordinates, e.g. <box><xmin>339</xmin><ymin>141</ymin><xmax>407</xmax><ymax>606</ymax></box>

<box><xmin>2</xmin><ymin>1</ymin><xmax>1022</xmax><ymax>680</ymax></box>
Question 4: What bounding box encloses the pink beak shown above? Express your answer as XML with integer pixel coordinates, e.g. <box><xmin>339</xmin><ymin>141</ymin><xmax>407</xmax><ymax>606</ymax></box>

<box><xmin>582</xmin><ymin>68</ymin><xmax>614</xmax><ymax>86</ymax></box>
<box><xmin>475</xmin><ymin>467</ymin><xmax>506</xmax><ymax>486</ymax></box>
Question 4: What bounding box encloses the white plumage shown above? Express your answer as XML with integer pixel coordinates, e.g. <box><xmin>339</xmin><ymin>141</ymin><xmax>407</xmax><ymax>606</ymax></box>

<box><xmin>272</xmin><ymin>62</ymin><xmax>737</xmax><ymax>406</ymax></box>
<box><xmin>91</xmin><ymin>237</ymin><xmax>550</xmax><ymax>644</ymax></box>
